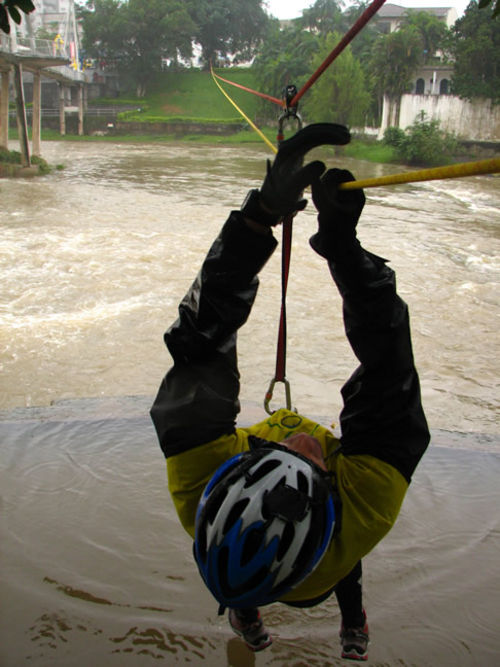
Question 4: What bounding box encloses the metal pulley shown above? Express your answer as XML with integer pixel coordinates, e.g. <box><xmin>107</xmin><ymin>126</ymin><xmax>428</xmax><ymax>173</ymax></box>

<box><xmin>277</xmin><ymin>84</ymin><xmax>303</xmax><ymax>143</ymax></box>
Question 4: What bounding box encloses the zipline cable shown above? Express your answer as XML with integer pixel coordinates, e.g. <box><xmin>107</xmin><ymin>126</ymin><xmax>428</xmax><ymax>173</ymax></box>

<box><xmin>290</xmin><ymin>0</ymin><xmax>388</xmax><ymax>107</ymax></box>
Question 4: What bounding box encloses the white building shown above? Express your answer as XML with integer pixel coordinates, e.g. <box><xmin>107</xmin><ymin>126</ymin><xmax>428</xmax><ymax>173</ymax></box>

<box><xmin>375</xmin><ymin>3</ymin><xmax>458</xmax><ymax>32</ymax></box>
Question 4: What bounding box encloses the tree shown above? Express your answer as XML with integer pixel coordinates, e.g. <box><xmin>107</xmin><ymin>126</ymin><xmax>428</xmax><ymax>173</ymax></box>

<box><xmin>400</xmin><ymin>10</ymin><xmax>449</xmax><ymax>64</ymax></box>
<box><xmin>299</xmin><ymin>0</ymin><xmax>347</xmax><ymax>35</ymax></box>
<box><xmin>302</xmin><ymin>31</ymin><xmax>370</xmax><ymax>127</ymax></box>
<box><xmin>253</xmin><ymin>23</ymin><xmax>319</xmax><ymax>120</ymax></box>
<box><xmin>0</xmin><ymin>0</ymin><xmax>34</xmax><ymax>34</ymax></box>
<box><xmin>189</xmin><ymin>0</ymin><xmax>269</xmax><ymax>69</ymax></box>
<box><xmin>80</xmin><ymin>0</ymin><xmax>197</xmax><ymax>96</ymax></box>
<box><xmin>478</xmin><ymin>0</ymin><xmax>499</xmax><ymax>18</ymax></box>
<box><xmin>368</xmin><ymin>25</ymin><xmax>423</xmax><ymax>125</ymax></box>
<box><xmin>448</xmin><ymin>1</ymin><xmax>500</xmax><ymax>102</ymax></box>
<box><xmin>80</xmin><ymin>0</ymin><xmax>128</xmax><ymax>64</ymax></box>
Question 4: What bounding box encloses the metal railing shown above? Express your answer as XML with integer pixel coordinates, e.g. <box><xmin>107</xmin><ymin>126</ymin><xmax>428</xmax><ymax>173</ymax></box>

<box><xmin>0</xmin><ymin>34</ymin><xmax>68</xmax><ymax>59</ymax></box>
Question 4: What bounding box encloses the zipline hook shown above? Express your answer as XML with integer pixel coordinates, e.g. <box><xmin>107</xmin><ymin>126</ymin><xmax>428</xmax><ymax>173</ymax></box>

<box><xmin>277</xmin><ymin>84</ymin><xmax>303</xmax><ymax>143</ymax></box>
<box><xmin>264</xmin><ymin>377</ymin><xmax>293</xmax><ymax>415</ymax></box>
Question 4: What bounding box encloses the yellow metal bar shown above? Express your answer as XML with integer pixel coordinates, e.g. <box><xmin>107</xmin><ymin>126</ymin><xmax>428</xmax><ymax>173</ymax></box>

<box><xmin>210</xmin><ymin>66</ymin><xmax>277</xmax><ymax>154</ymax></box>
<box><xmin>340</xmin><ymin>158</ymin><xmax>500</xmax><ymax>190</ymax></box>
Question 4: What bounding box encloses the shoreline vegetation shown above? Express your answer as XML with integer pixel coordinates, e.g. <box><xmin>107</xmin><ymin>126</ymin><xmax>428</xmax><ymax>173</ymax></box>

<box><xmin>0</xmin><ymin>68</ymin><xmax>489</xmax><ymax>176</ymax></box>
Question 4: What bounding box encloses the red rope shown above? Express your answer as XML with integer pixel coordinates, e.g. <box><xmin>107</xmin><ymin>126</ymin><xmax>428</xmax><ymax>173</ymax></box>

<box><xmin>212</xmin><ymin>70</ymin><xmax>284</xmax><ymax>107</ymax></box>
<box><xmin>275</xmin><ymin>215</ymin><xmax>293</xmax><ymax>382</ymax></box>
<box><xmin>290</xmin><ymin>0</ymin><xmax>388</xmax><ymax>106</ymax></box>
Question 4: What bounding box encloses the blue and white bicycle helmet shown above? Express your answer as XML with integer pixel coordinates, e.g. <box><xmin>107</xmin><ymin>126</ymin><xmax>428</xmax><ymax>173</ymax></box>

<box><xmin>194</xmin><ymin>437</ymin><xmax>336</xmax><ymax>609</ymax></box>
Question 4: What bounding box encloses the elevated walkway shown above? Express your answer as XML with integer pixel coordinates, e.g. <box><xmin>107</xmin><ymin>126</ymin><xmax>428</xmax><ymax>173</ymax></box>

<box><xmin>0</xmin><ymin>34</ymin><xmax>89</xmax><ymax>163</ymax></box>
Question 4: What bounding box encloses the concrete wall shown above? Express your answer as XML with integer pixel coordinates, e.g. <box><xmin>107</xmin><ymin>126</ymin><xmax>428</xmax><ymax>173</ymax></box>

<box><xmin>396</xmin><ymin>94</ymin><xmax>500</xmax><ymax>141</ymax></box>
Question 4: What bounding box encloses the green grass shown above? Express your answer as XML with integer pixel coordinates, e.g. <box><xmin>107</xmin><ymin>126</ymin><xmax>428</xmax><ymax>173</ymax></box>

<box><xmin>92</xmin><ymin>68</ymin><xmax>261</xmax><ymax>124</ymax></box>
<box><xmin>344</xmin><ymin>140</ymin><xmax>397</xmax><ymax>163</ymax></box>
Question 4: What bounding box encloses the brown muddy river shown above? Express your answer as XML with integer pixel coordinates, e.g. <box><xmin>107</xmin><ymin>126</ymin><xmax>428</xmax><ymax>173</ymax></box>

<box><xmin>1</xmin><ymin>140</ymin><xmax>499</xmax><ymax>665</ymax></box>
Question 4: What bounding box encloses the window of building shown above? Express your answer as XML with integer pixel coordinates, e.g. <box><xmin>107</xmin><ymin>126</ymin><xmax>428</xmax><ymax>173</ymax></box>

<box><xmin>415</xmin><ymin>78</ymin><xmax>425</xmax><ymax>94</ymax></box>
<box><xmin>440</xmin><ymin>79</ymin><xmax>449</xmax><ymax>95</ymax></box>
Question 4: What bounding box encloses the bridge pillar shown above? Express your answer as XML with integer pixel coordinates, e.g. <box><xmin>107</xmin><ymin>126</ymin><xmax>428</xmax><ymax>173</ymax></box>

<box><xmin>59</xmin><ymin>83</ymin><xmax>66</xmax><ymax>136</ymax></box>
<box><xmin>0</xmin><ymin>68</ymin><xmax>9</xmax><ymax>149</ymax></box>
<box><xmin>32</xmin><ymin>69</ymin><xmax>41</xmax><ymax>157</ymax></box>
<box><xmin>13</xmin><ymin>64</ymin><xmax>30</xmax><ymax>168</ymax></box>
<box><xmin>77</xmin><ymin>83</ymin><xmax>84</xmax><ymax>136</ymax></box>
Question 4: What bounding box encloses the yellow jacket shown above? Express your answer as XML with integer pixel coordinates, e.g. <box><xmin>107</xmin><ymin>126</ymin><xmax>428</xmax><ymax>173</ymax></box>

<box><xmin>167</xmin><ymin>408</ymin><xmax>407</xmax><ymax>602</ymax></box>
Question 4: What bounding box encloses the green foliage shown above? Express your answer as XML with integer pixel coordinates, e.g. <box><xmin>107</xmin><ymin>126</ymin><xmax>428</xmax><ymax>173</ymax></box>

<box><xmin>383</xmin><ymin>126</ymin><xmax>405</xmax><ymax>148</ymax></box>
<box><xmin>190</xmin><ymin>0</ymin><xmax>269</xmax><ymax>68</ymax></box>
<box><xmin>368</xmin><ymin>25</ymin><xmax>424</xmax><ymax>101</ymax></box>
<box><xmin>80</xmin><ymin>0</ymin><xmax>270</xmax><ymax>93</ymax></box>
<box><xmin>31</xmin><ymin>155</ymin><xmax>51</xmax><ymax>174</ymax></box>
<box><xmin>0</xmin><ymin>147</ymin><xmax>22</xmax><ymax>163</ymax></box>
<box><xmin>302</xmin><ymin>32</ymin><xmax>371</xmax><ymax>127</ymax></box>
<box><xmin>400</xmin><ymin>10</ymin><xmax>449</xmax><ymax>64</ymax></box>
<box><xmin>389</xmin><ymin>113</ymin><xmax>458</xmax><ymax>166</ymax></box>
<box><xmin>253</xmin><ymin>23</ymin><xmax>320</xmax><ymax>120</ymax></box>
<box><xmin>0</xmin><ymin>0</ymin><xmax>34</xmax><ymax>34</ymax></box>
<box><xmin>0</xmin><ymin>148</ymin><xmax>50</xmax><ymax>174</ymax></box>
<box><xmin>448</xmin><ymin>1</ymin><xmax>500</xmax><ymax>102</ymax></box>
<box><xmin>299</xmin><ymin>0</ymin><xmax>347</xmax><ymax>34</ymax></box>
<box><xmin>478</xmin><ymin>0</ymin><xmax>500</xmax><ymax>18</ymax></box>
<box><xmin>81</xmin><ymin>0</ymin><xmax>197</xmax><ymax>96</ymax></box>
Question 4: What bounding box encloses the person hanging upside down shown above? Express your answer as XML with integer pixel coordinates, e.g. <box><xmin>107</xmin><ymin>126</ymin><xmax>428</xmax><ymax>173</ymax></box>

<box><xmin>150</xmin><ymin>124</ymin><xmax>430</xmax><ymax>662</ymax></box>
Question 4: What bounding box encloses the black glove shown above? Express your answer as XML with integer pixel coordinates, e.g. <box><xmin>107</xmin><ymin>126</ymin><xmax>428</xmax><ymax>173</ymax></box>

<box><xmin>309</xmin><ymin>168</ymin><xmax>365</xmax><ymax>259</ymax></box>
<box><xmin>244</xmin><ymin>123</ymin><xmax>350</xmax><ymax>225</ymax></box>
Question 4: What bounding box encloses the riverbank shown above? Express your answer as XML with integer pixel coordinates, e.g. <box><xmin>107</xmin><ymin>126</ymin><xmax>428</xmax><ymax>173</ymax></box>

<box><xmin>0</xmin><ymin>147</ymin><xmax>54</xmax><ymax>177</ymax></box>
<box><xmin>3</xmin><ymin>126</ymin><xmax>410</xmax><ymax>167</ymax></box>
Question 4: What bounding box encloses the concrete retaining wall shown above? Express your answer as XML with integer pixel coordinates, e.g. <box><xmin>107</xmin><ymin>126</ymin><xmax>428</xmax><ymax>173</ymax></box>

<box><xmin>382</xmin><ymin>94</ymin><xmax>500</xmax><ymax>142</ymax></box>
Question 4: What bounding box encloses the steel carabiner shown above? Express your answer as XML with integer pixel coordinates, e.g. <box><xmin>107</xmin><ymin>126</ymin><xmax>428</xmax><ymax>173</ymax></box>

<box><xmin>264</xmin><ymin>377</ymin><xmax>294</xmax><ymax>415</ymax></box>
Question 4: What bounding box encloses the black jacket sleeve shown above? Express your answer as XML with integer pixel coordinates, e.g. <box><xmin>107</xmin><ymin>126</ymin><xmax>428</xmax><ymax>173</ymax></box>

<box><xmin>150</xmin><ymin>213</ymin><xmax>277</xmax><ymax>458</ymax></box>
<box><xmin>329</xmin><ymin>247</ymin><xmax>430</xmax><ymax>483</ymax></box>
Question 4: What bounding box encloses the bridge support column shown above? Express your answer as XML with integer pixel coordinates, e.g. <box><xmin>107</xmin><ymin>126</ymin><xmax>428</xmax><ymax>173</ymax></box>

<box><xmin>13</xmin><ymin>64</ymin><xmax>30</xmax><ymax>168</ymax></box>
<box><xmin>77</xmin><ymin>83</ymin><xmax>84</xmax><ymax>136</ymax></box>
<box><xmin>59</xmin><ymin>83</ymin><xmax>66</xmax><ymax>136</ymax></box>
<box><xmin>32</xmin><ymin>69</ymin><xmax>42</xmax><ymax>157</ymax></box>
<box><xmin>0</xmin><ymin>68</ymin><xmax>9</xmax><ymax>149</ymax></box>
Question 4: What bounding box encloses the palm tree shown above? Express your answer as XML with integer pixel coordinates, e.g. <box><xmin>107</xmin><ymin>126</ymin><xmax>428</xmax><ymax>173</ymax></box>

<box><xmin>368</xmin><ymin>26</ymin><xmax>423</xmax><ymax>126</ymax></box>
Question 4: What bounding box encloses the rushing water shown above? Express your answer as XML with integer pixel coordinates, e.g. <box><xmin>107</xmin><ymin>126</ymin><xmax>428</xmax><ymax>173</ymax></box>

<box><xmin>1</xmin><ymin>141</ymin><xmax>499</xmax><ymax>666</ymax></box>
<box><xmin>1</xmin><ymin>140</ymin><xmax>499</xmax><ymax>433</ymax></box>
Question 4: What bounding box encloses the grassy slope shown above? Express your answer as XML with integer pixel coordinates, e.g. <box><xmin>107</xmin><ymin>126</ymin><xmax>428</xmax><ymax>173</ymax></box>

<box><xmin>100</xmin><ymin>68</ymin><xmax>262</xmax><ymax>122</ymax></box>
<box><xmin>88</xmin><ymin>68</ymin><xmax>395</xmax><ymax>161</ymax></box>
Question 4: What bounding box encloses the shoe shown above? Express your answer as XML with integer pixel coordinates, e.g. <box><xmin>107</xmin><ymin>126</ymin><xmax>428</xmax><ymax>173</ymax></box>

<box><xmin>228</xmin><ymin>608</ymin><xmax>272</xmax><ymax>652</ymax></box>
<box><xmin>339</xmin><ymin>610</ymin><xmax>369</xmax><ymax>661</ymax></box>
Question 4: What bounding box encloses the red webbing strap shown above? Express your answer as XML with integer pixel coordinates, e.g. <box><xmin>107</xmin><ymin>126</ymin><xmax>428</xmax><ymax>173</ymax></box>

<box><xmin>276</xmin><ymin>216</ymin><xmax>292</xmax><ymax>381</ymax></box>
<box><xmin>264</xmin><ymin>214</ymin><xmax>293</xmax><ymax>414</ymax></box>
<box><xmin>290</xmin><ymin>0</ymin><xmax>388</xmax><ymax>106</ymax></box>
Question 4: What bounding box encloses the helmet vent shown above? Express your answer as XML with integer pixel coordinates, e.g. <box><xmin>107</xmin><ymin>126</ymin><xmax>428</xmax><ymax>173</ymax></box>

<box><xmin>296</xmin><ymin>470</ymin><xmax>309</xmax><ymax>494</ymax></box>
<box><xmin>277</xmin><ymin>522</ymin><xmax>295</xmax><ymax>561</ymax></box>
<box><xmin>244</xmin><ymin>458</ymin><xmax>281</xmax><ymax>487</ymax></box>
<box><xmin>242</xmin><ymin>526</ymin><xmax>265</xmax><ymax>566</ymax></box>
<box><xmin>223</xmin><ymin>498</ymin><xmax>250</xmax><ymax>534</ymax></box>
<box><xmin>205</xmin><ymin>486</ymin><xmax>228</xmax><ymax>525</ymax></box>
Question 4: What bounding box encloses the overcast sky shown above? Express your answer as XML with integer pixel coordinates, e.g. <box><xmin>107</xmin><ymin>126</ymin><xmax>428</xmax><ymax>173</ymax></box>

<box><xmin>265</xmin><ymin>0</ymin><xmax>472</xmax><ymax>20</ymax></box>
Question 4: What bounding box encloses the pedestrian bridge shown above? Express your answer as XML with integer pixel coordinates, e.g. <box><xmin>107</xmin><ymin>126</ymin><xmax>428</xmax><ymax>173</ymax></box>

<box><xmin>0</xmin><ymin>33</ymin><xmax>86</xmax><ymax>83</ymax></box>
<box><xmin>0</xmin><ymin>33</ymin><xmax>90</xmax><ymax>164</ymax></box>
